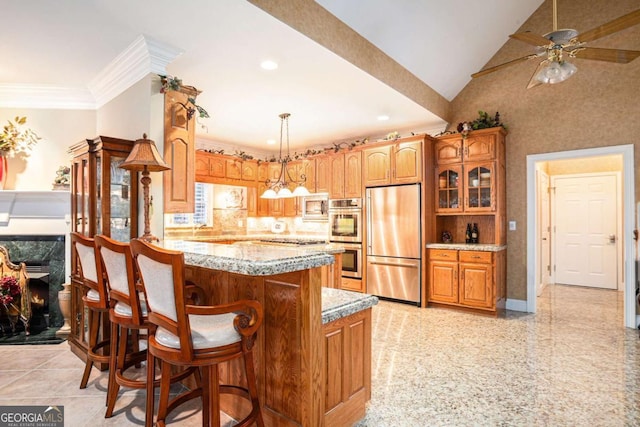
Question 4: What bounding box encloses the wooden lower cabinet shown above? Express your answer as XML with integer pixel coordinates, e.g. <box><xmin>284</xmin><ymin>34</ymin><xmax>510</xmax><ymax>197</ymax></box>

<box><xmin>323</xmin><ymin>309</ymin><xmax>371</xmax><ymax>427</ymax></box>
<box><xmin>428</xmin><ymin>248</ymin><xmax>505</xmax><ymax>314</ymax></box>
<box><xmin>342</xmin><ymin>277</ymin><xmax>365</xmax><ymax>293</ymax></box>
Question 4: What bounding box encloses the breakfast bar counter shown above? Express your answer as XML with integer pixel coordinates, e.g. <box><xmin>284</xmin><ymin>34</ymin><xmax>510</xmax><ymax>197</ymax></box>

<box><xmin>159</xmin><ymin>240</ymin><xmax>377</xmax><ymax>427</ymax></box>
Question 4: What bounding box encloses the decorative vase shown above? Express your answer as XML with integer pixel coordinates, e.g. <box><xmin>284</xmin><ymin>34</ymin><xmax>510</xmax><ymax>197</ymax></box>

<box><xmin>0</xmin><ymin>153</ymin><xmax>8</xmax><ymax>190</ymax></box>
<box><xmin>56</xmin><ymin>283</ymin><xmax>71</xmax><ymax>338</ymax></box>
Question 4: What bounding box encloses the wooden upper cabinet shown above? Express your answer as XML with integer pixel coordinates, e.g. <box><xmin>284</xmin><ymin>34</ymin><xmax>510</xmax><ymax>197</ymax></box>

<box><xmin>226</xmin><ymin>158</ymin><xmax>242</xmax><ymax>180</ymax></box>
<box><xmin>394</xmin><ymin>141</ymin><xmax>422</xmax><ymax>184</ymax></box>
<box><xmin>315</xmin><ymin>155</ymin><xmax>331</xmax><ymax>194</ymax></box>
<box><xmin>435</xmin><ymin>128</ymin><xmax>501</xmax><ymax>165</ymax></box>
<box><xmin>343</xmin><ymin>151</ymin><xmax>362</xmax><ymax>198</ymax></box>
<box><xmin>297</xmin><ymin>158</ymin><xmax>316</xmax><ymax>194</ymax></box>
<box><xmin>464</xmin><ymin>133</ymin><xmax>496</xmax><ymax>162</ymax></box>
<box><xmin>164</xmin><ymin>89</ymin><xmax>196</xmax><ymax>213</ymax></box>
<box><xmin>195</xmin><ymin>155</ymin><xmax>209</xmax><ymax>176</ymax></box>
<box><xmin>363</xmin><ymin>137</ymin><xmax>423</xmax><ymax>187</ymax></box>
<box><xmin>330</xmin><ymin>154</ymin><xmax>345</xmax><ymax>199</ymax></box>
<box><xmin>209</xmin><ymin>156</ymin><xmax>226</xmax><ymax>178</ymax></box>
<box><xmin>242</xmin><ymin>160</ymin><xmax>258</xmax><ymax>182</ymax></box>
<box><xmin>362</xmin><ymin>145</ymin><xmax>391</xmax><ymax>187</ymax></box>
<box><xmin>434</xmin><ymin>138</ymin><xmax>463</xmax><ymax>165</ymax></box>
<box><xmin>329</xmin><ymin>151</ymin><xmax>362</xmax><ymax>199</ymax></box>
<box><xmin>195</xmin><ymin>152</ymin><xmax>258</xmax><ymax>183</ymax></box>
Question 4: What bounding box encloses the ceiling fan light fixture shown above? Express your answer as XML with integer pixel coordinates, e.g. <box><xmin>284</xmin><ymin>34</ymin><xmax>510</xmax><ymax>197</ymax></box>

<box><xmin>536</xmin><ymin>60</ymin><xmax>577</xmax><ymax>84</ymax></box>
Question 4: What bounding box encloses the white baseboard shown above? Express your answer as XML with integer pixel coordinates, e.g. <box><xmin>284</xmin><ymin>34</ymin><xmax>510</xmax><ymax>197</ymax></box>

<box><xmin>506</xmin><ymin>299</ymin><xmax>528</xmax><ymax>312</ymax></box>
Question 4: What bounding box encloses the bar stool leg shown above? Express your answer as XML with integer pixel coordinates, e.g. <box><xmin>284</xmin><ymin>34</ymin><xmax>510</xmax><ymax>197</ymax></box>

<box><xmin>80</xmin><ymin>308</ymin><xmax>99</xmax><ymax>389</ymax></box>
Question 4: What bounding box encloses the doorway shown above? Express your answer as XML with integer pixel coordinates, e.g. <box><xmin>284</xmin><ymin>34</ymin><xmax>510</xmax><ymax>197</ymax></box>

<box><xmin>552</xmin><ymin>173</ymin><xmax>620</xmax><ymax>289</ymax></box>
<box><xmin>526</xmin><ymin>145</ymin><xmax>636</xmax><ymax>328</ymax></box>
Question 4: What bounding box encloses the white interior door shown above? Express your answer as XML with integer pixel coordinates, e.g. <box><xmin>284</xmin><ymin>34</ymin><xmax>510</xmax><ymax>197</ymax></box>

<box><xmin>538</xmin><ymin>171</ymin><xmax>551</xmax><ymax>295</ymax></box>
<box><xmin>553</xmin><ymin>174</ymin><xmax>617</xmax><ymax>289</ymax></box>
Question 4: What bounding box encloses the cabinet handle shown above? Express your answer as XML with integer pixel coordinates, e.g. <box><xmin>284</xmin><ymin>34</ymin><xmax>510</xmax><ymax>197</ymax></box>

<box><xmin>472</xmin><ymin>255</ymin><xmax>481</xmax><ymax>259</ymax></box>
<box><xmin>457</xmin><ymin>147</ymin><xmax>461</xmax><ymax>157</ymax></box>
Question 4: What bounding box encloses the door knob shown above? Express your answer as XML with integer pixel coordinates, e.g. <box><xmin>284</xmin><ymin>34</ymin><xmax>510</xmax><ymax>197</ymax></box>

<box><xmin>608</xmin><ymin>234</ymin><xmax>616</xmax><ymax>243</ymax></box>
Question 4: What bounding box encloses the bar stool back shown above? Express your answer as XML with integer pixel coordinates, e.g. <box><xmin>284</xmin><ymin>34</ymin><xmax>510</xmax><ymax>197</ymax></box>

<box><xmin>71</xmin><ymin>232</ymin><xmax>110</xmax><ymax>389</ymax></box>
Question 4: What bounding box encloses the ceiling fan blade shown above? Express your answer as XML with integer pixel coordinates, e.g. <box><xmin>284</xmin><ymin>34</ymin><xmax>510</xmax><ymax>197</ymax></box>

<box><xmin>568</xmin><ymin>47</ymin><xmax>640</xmax><ymax>63</ymax></box>
<box><xmin>510</xmin><ymin>31</ymin><xmax>552</xmax><ymax>47</ymax></box>
<box><xmin>526</xmin><ymin>60</ymin><xmax>549</xmax><ymax>89</ymax></box>
<box><xmin>472</xmin><ymin>54</ymin><xmax>539</xmax><ymax>78</ymax></box>
<box><xmin>576</xmin><ymin>9</ymin><xmax>640</xmax><ymax>43</ymax></box>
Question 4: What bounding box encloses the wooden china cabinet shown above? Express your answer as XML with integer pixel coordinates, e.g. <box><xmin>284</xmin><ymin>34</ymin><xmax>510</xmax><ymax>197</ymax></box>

<box><xmin>429</xmin><ymin>127</ymin><xmax>507</xmax><ymax>315</ymax></box>
<box><xmin>67</xmin><ymin>136</ymin><xmax>138</xmax><ymax>364</ymax></box>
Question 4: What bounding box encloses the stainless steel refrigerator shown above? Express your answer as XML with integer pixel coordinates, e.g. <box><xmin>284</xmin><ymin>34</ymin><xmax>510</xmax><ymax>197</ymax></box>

<box><xmin>366</xmin><ymin>184</ymin><xmax>421</xmax><ymax>304</ymax></box>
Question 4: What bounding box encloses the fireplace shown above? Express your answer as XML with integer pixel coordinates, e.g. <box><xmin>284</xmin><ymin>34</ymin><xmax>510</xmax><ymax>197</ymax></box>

<box><xmin>0</xmin><ymin>190</ymin><xmax>71</xmax><ymax>334</ymax></box>
<box><xmin>0</xmin><ymin>236</ymin><xmax>65</xmax><ymax>332</ymax></box>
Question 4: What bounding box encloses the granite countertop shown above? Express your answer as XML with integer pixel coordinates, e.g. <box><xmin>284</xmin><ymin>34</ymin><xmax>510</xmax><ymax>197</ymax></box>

<box><xmin>425</xmin><ymin>243</ymin><xmax>507</xmax><ymax>252</ymax></box>
<box><xmin>159</xmin><ymin>240</ymin><xmax>335</xmax><ymax>276</ymax></box>
<box><xmin>321</xmin><ymin>287</ymin><xmax>378</xmax><ymax>324</ymax></box>
<box><xmin>232</xmin><ymin>240</ymin><xmax>345</xmax><ymax>255</ymax></box>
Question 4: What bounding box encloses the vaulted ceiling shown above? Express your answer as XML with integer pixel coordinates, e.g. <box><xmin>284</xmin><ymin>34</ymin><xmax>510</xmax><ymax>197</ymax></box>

<box><xmin>0</xmin><ymin>0</ymin><xmax>545</xmax><ymax>151</ymax></box>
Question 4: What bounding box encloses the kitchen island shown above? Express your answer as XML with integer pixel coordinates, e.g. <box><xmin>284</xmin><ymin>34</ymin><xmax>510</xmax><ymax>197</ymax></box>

<box><xmin>160</xmin><ymin>240</ymin><xmax>378</xmax><ymax>427</ymax></box>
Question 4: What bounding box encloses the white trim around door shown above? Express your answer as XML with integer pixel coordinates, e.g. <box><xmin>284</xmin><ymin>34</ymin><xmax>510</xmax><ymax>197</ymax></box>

<box><xmin>526</xmin><ymin>145</ymin><xmax>636</xmax><ymax>328</ymax></box>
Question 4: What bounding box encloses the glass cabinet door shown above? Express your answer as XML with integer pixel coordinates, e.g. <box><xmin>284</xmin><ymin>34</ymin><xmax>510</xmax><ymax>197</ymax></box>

<box><xmin>109</xmin><ymin>156</ymin><xmax>132</xmax><ymax>242</ymax></box>
<box><xmin>436</xmin><ymin>165</ymin><xmax>463</xmax><ymax>213</ymax></box>
<box><xmin>465</xmin><ymin>163</ymin><xmax>494</xmax><ymax>211</ymax></box>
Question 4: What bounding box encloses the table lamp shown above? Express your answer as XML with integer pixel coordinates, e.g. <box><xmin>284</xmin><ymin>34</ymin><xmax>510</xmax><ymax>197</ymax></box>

<box><xmin>120</xmin><ymin>133</ymin><xmax>170</xmax><ymax>242</ymax></box>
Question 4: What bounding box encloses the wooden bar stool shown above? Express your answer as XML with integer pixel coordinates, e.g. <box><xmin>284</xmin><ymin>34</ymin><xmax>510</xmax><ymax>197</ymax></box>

<box><xmin>130</xmin><ymin>239</ymin><xmax>264</xmax><ymax>427</ymax></box>
<box><xmin>94</xmin><ymin>235</ymin><xmax>197</xmax><ymax>419</ymax></box>
<box><xmin>70</xmin><ymin>232</ymin><xmax>110</xmax><ymax>389</ymax></box>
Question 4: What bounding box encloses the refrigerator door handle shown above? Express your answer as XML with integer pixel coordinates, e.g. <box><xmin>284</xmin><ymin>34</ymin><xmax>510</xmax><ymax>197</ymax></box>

<box><xmin>366</xmin><ymin>192</ymin><xmax>372</xmax><ymax>252</ymax></box>
<box><xmin>368</xmin><ymin>260</ymin><xmax>419</xmax><ymax>268</ymax></box>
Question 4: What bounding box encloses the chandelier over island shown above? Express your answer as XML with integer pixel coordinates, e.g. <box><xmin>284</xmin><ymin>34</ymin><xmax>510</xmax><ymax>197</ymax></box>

<box><xmin>261</xmin><ymin>113</ymin><xmax>310</xmax><ymax>199</ymax></box>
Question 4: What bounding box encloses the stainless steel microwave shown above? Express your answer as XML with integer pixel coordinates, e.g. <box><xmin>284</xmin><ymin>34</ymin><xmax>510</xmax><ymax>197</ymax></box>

<box><xmin>301</xmin><ymin>194</ymin><xmax>329</xmax><ymax>221</ymax></box>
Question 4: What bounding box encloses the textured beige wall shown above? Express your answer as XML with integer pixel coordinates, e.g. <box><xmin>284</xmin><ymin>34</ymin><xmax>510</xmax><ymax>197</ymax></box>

<box><xmin>0</xmin><ymin>108</ymin><xmax>96</xmax><ymax>190</ymax></box>
<box><xmin>449</xmin><ymin>0</ymin><xmax>640</xmax><ymax>300</ymax></box>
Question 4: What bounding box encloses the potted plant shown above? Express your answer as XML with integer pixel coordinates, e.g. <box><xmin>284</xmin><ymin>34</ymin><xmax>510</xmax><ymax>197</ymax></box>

<box><xmin>0</xmin><ymin>116</ymin><xmax>41</xmax><ymax>156</ymax></box>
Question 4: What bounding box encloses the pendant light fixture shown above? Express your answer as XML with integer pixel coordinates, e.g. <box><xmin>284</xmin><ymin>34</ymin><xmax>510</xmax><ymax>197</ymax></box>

<box><xmin>261</xmin><ymin>113</ymin><xmax>310</xmax><ymax>199</ymax></box>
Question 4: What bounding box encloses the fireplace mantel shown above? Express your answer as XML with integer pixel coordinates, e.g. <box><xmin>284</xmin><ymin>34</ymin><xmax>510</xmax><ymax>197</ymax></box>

<box><xmin>0</xmin><ymin>190</ymin><xmax>70</xmax><ymax>226</ymax></box>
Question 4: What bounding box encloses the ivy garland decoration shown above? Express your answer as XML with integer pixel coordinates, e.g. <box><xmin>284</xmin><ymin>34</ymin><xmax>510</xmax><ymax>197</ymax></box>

<box><xmin>159</xmin><ymin>75</ymin><xmax>210</xmax><ymax>120</ymax></box>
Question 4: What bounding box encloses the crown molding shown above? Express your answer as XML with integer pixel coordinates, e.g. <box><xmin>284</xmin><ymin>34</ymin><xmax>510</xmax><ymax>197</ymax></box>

<box><xmin>0</xmin><ymin>84</ymin><xmax>95</xmax><ymax>110</ymax></box>
<box><xmin>0</xmin><ymin>35</ymin><xmax>183</xmax><ymax>110</ymax></box>
<box><xmin>88</xmin><ymin>34</ymin><xmax>183</xmax><ymax>108</ymax></box>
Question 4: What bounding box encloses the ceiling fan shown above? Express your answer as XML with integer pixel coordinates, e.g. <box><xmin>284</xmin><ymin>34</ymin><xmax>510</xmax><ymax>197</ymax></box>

<box><xmin>471</xmin><ymin>0</ymin><xmax>640</xmax><ymax>88</ymax></box>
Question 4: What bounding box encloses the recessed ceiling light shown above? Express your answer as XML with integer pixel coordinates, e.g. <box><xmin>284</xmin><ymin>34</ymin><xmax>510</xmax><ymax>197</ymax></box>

<box><xmin>261</xmin><ymin>60</ymin><xmax>278</xmax><ymax>70</ymax></box>
<box><xmin>267</xmin><ymin>139</ymin><xmax>276</xmax><ymax>145</ymax></box>
<box><xmin>377</xmin><ymin>115</ymin><xmax>390</xmax><ymax>121</ymax></box>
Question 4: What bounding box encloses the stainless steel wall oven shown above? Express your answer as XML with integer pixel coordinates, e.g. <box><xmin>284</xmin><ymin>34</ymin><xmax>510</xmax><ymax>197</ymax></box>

<box><xmin>329</xmin><ymin>198</ymin><xmax>363</xmax><ymax>279</ymax></box>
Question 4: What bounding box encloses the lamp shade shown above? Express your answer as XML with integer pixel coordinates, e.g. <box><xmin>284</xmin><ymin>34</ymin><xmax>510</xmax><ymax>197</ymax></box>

<box><xmin>120</xmin><ymin>134</ymin><xmax>170</xmax><ymax>172</ymax></box>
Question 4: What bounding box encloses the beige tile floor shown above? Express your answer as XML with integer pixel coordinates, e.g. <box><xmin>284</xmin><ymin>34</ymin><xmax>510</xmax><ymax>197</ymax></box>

<box><xmin>0</xmin><ymin>284</ymin><xmax>638</xmax><ymax>426</ymax></box>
